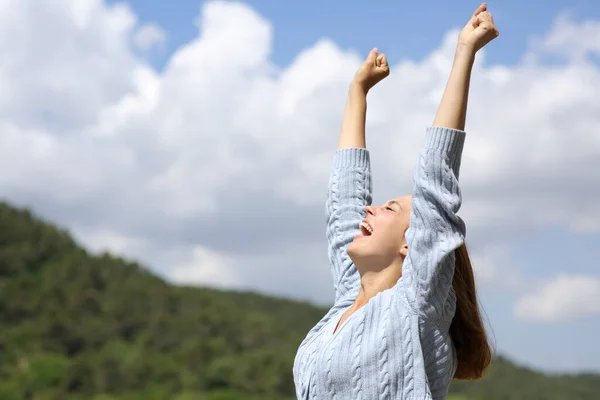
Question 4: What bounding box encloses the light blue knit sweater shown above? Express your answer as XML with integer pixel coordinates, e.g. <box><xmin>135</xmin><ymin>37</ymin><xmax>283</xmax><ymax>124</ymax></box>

<box><xmin>293</xmin><ymin>126</ymin><xmax>467</xmax><ymax>399</ymax></box>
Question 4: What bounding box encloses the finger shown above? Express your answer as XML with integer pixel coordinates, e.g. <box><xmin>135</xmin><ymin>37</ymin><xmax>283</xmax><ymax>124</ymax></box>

<box><xmin>377</xmin><ymin>53</ymin><xmax>388</xmax><ymax>68</ymax></box>
<box><xmin>478</xmin><ymin>11</ymin><xmax>494</xmax><ymax>23</ymax></box>
<box><xmin>474</xmin><ymin>14</ymin><xmax>499</xmax><ymax>37</ymax></box>
<box><xmin>475</xmin><ymin>12</ymin><xmax>496</xmax><ymax>32</ymax></box>
<box><xmin>366</xmin><ymin>48</ymin><xmax>379</xmax><ymax>65</ymax></box>
<box><xmin>474</xmin><ymin>2</ymin><xmax>487</xmax><ymax>16</ymax></box>
<box><xmin>469</xmin><ymin>3</ymin><xmax>487</xmax><ymax>25</ymax></box>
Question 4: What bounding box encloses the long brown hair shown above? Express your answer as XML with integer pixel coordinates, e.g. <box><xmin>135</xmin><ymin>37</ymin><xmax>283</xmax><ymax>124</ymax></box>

<box><xmin>450</xmin><ymin>243</ymin><xmax>492</xmax><ymax>380</ymax></box>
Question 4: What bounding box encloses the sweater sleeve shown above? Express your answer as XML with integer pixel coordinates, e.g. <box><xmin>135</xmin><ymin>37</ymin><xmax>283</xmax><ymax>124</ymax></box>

<box><xmin>397</xmin><ymin>126</ymin><xmax>467</xmax><ymax>319</ymax></box>
<box><xmin>325</xmin><ymin>148</ymin><xmax>372</xmax><ymax>303</ymax></box>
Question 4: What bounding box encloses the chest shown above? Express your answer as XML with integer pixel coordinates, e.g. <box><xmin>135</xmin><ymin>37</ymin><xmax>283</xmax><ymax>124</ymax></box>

<box><xmin>296</xmin><ymin>292</ymin><xmax>424</xmax><ymax>398</ymax></box>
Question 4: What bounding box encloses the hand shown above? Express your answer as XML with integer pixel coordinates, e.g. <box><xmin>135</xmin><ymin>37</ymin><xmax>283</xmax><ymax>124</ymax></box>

<box><xmin>352</xmin><ymin>48</ymin><xmax>390</xmax><ymax>93</ymax></box>
<box><xmin>457</xmin><ymin>3</ymin><xmax>499</xmax><ymax>54</ymax></box>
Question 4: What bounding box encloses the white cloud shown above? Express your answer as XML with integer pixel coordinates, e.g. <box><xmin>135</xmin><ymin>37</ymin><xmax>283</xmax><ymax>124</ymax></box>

<box><xmin>470</xmin><ymin>253</ymin><xmax>496</xmax><ymax>284</ymax></box>
<box><xmin>134</xmin><ymin>23</ymin><xmax>166</xmax><ymax>51</ymax></box>
<box><xmin>77</xmin><ymin>228</ymin><xmax>146</xmax><ymax>256</ymax></box>
<box><xmin>468</xmin><ymin>243</ymin><xmax>526</xmax><ymax>294</ymax></box>
<box><xmin>0</xmin><ymin>0</ymin><xmax>600</xmax><ymax>309</ymax></box>
<box><xmin>0</xmin><ymin>0</ymin><xmax>139</xmax><ymax>130</ymax></box>
<box><xmin>531</xmin><ymin>14</ymin><xmax>600</xmax><ymax>62</ymax></box>
<box><xmin>570</xmin><ymin>218</ymin><xmax>600</xmax><ymax>235</ymax></box>
<box><xmin>514</xmin><ymin>275</ymin><xmax>600</xmax><ymax>322</ymax></box>
<box><xmin>170</xmin><ymin>246</ymin><xmax>239</xmax><ymax>288</ymax></box>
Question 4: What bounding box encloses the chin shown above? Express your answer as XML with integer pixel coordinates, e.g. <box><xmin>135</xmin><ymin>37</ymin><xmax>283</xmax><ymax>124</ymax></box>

<box><xmin>346</xmin><ymin>241</ymin><xmax>358</xmax><ymax>260</ymax></box>
<box><xmin>347</xmin><ymin>237</ymin><xmax>369</xmax><ymax>262</ymax></box>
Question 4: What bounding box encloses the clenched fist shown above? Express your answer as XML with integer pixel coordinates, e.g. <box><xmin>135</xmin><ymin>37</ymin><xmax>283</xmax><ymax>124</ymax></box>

<box><xmin>352</xmin><ymin>48</ymin><xmax>390</xmax><ymax>93</ymax></box>
<box><xmin>457</xmin><ymin>3</ymin><xmax>499</xmax><ymax>53</ymax></box>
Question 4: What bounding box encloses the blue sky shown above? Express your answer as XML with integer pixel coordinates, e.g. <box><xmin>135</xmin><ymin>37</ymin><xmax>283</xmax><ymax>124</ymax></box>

<box><xmin>117</xmin><ymin>0</ymin><xmax>600</xmax><ymax>69</ymax></box>
<box><xmin>491</xmin><ymin>227</ymin><xmax>600</xmax><ymax>370</ymax></box>
<box><xmin>3</xmin><ymin>0</ymin><xmax>600</xmax><ymax>377</ymax></box>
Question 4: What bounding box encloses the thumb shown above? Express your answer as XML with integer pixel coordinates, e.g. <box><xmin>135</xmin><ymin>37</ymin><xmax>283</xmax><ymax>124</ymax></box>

<box><xmin>377</xmin><ymin>53</ymin><xmax>388</xmax><ymax>69</ymax></box>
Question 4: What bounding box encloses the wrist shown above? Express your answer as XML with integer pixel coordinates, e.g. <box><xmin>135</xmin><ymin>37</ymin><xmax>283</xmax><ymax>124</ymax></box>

<box><xmin>452</xmin><ymin>46</ymin><xmax>476</xmax><ymax>74</ymax></box>
<box><xmin>454</xmin><ymin>44</ymin><xmax>477</xmax><ymax>63</ymax></box>
<box><xmin>349</xmin><ymin>81</ymin><xmax>368</xmax><ymax>97</ymax></box>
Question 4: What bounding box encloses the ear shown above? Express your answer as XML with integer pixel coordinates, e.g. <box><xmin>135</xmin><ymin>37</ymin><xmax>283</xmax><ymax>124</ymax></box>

<box><xmin>399</xmin><ymin>243</ymin><xmax>408</xmax><ymax>258</ymax></box>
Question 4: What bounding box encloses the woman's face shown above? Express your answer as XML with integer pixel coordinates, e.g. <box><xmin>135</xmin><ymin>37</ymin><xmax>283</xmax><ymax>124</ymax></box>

<box><xmin>347</xmin><ymin>195</ymin><xmax>412</xmax><ymax>271</ymax></box>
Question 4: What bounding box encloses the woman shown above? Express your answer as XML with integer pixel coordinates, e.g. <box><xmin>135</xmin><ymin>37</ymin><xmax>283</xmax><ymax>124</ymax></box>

<box><xmin>293</xmin><ymin>4</ymin><xmax>499</xmax><ymax>399</ymax></box>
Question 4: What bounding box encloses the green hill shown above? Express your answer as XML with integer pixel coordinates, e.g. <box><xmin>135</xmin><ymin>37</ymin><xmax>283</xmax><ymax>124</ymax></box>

<box><xmin>0</xmin><ymin>200</ymin><xmax>599</xmax><ymax>400</ymax></box>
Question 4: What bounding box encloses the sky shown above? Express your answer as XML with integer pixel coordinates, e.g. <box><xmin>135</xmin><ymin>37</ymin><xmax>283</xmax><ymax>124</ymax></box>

<box><xmin>1</xmin><ymin>0</ymin><xmax>599</xmax><ymax>374</ymax></box>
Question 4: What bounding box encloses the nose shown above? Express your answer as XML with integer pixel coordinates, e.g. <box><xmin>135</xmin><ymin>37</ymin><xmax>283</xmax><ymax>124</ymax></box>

<box><xmin>365</xmin><ymin>205</ymin><xmax>376</xmax><ymax>216</ymax></box>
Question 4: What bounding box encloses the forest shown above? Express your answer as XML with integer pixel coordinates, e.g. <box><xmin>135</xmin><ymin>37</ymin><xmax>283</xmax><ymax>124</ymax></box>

<box><xmin>1</xmin><ymin>200</ymin><xmax>599</xmax><ymax>400</ymax></box>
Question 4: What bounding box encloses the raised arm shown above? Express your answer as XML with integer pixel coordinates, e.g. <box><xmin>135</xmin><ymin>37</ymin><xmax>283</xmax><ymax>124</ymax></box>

<box><xmin>326</xmin><ymin>49</ymin><xmax>389</xmax><ymax>302</ymax></box>
<box><xmin>399</xmin><ymin>4</ymin><xmax>499</xmax><ymax>317</ymax></box>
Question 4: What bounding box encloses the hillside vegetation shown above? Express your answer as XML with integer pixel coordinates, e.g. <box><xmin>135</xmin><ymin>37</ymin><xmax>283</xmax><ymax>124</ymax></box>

<box><xmin>0</xmin><ymin>201</ymin><xmax>598</xmax><ymax>399</ymax></box>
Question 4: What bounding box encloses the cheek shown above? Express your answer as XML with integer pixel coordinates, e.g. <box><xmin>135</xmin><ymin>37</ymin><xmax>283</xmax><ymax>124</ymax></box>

<box><xmin>404</xmin><ymin>211</ymin><xmax>412</xmax><ymax>226</ymax></box>
<box><xmin>373</xmin><ymin>223</ymin><xmax>403</xmax><ymax>248</ymax></box>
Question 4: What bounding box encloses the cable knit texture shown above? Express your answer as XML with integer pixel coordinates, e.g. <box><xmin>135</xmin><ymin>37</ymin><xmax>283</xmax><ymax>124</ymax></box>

<box><xmin>293</xmin><ymin>127</ymin><xmax>466</xmax><ymax>400</ymax></box>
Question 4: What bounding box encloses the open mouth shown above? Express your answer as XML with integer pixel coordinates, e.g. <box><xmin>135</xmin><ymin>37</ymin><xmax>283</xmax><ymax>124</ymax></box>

<box><xmin>359</xmin><ymin>221</ymin><xmax>373</xmax><ymax>236</ymax></box>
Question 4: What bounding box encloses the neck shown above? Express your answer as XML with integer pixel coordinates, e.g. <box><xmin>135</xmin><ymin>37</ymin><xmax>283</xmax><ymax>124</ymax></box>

<box><xmin>354</xmin><ymin>259</ymin><xmax>403</xmax><ymax>308</ymax></box>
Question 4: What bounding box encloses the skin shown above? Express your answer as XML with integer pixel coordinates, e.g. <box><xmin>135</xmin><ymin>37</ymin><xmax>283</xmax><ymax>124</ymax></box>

<box><xmin>333</xmin><ymin>4</ymin><xmax>499</xmax><ymax>333</ymax></box>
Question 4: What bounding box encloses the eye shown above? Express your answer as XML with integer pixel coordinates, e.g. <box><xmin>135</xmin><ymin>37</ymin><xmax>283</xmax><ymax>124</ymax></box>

<box><xmin>385</xmin><ymin>207</ymin><xmax>394</xmax><ymax>212</ymax></box>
